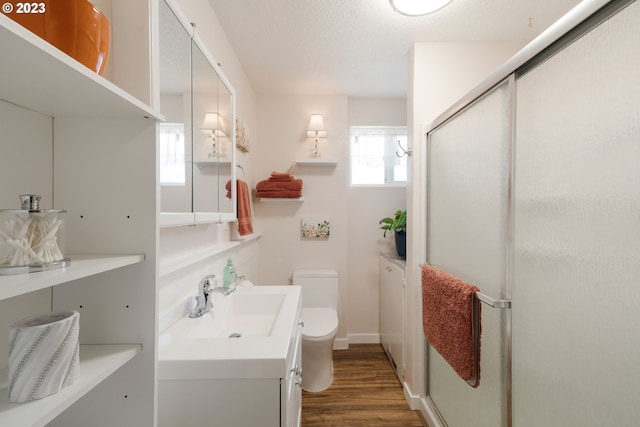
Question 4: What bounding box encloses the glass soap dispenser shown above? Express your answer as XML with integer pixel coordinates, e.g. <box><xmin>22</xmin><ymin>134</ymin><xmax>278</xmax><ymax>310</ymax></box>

<box><xmin>223</xmin><ymin>256</ymin><xmax>237</xmax><ymax>292</ymax></box>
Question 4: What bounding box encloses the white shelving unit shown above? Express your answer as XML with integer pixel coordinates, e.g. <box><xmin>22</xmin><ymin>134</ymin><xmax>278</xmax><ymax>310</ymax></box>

<box><xmin>0</xmin><ymin>344</ymin><xmax>141</xmax><ymax>427</ymax></box>
<box><xmin>0</xmin><ymin>14</ymin><xmax>160</xmax><ymax>120</ymax></box>
<box><xmin>0</xmin><ymin>3</ymin><xmax>158</xmax><ymax>425</ymax></box>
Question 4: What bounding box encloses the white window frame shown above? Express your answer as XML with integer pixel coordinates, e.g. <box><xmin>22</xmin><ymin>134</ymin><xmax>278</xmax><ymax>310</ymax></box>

<box><xmin>159</xmin><ymin>122</ymin><xmax>187</xmax><ymax>186</ymax></box>
<box><xmin>349</xmin><ymin>126</ymin><xmax>408</xmax><ymax>187</ymax></box>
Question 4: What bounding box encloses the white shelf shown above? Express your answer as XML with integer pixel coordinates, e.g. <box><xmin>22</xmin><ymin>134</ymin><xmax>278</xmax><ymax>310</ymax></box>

<box><xmin>295</xmin><ymin>158</ymin><xmax>338</xmax><ymax>166</ymax></box>
<box><xmin>159</xmin><ymin>233</ymin><xmax>261</xmax><ymax>278</ymax></box>
<box><xmin>0</xmin><ymin>344</ymin><xmax>141</xmax><ymax>427</ymax></box>
<box><xmin>0</xmin><ymin>15</ymin><xmax>162</xmax><ymax>120</ymax></box>
<box><xmin>0</xmin><ymin>254</ymin><xmax>145</xmax><ymax>301</ymax></box>
<box><xmin>193</xmin><ymin>158</ymin><xmax>232</xmax><ymax>165</ymax></box>
<box><xmin>256</xmin><ymin>197</ymin><xmax>305</xmax><ymax>202</ymax></box>
<box><xmin>160</xmin><ymin>212</ymin><xmax>196</xmax><ymax>228</ymax></box>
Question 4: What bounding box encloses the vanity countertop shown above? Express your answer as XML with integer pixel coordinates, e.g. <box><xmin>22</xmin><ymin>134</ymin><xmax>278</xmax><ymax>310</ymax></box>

<box><xmin>158</xmin><ymin>285</ymin><xmax>301</xmax><ymax>380</ymax></box>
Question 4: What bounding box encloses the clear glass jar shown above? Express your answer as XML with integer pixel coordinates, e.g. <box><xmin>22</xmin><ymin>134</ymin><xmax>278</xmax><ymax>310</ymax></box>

<box><xmin>0</xmin><ymin>195</ymin><xmax>67</xmax><ymax>274</ymax></box>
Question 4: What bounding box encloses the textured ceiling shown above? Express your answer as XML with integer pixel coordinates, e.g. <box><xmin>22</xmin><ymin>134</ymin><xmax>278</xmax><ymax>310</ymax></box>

<box><xmin>207</xmin><ymin>0</ymin><xmax>581</xmax><ymax>97</ymax></box>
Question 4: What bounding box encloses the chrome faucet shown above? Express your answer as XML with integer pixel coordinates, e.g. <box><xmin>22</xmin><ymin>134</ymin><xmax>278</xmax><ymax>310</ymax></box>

<box><xmin>189</xmin><ymin>274</ymin><xmax>231</xmax><ymax>318</ymax></box>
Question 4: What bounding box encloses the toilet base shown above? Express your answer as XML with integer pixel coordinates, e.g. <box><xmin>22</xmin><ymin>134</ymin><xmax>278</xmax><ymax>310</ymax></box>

<box><xmin>301</xmin><ymin>336</ymin><xmax>335</xmax><ymax>392</ymax></box>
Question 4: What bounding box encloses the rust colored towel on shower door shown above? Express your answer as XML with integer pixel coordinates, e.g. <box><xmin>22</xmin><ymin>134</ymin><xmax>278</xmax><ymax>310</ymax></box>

<box><xmin>421</xmin><ymin>263</ymin><xmax>481</xmax><ymax>387</ymax></box>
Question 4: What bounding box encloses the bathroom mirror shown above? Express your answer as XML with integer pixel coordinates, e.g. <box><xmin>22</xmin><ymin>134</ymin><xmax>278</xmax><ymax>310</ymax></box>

<box><xmin>191</xmin><ymin>35</ymin><xmax>236</xmax><ymax>223</ymax></box>
<box><xmin>159</xmin><ymin>0</ymin><xmax>236</xmax><ymax>227</ymax></box>
<box><xmin>159</xmin><ymin>0</ymin><xmax>192</xmax><ymax>218</ymax></box>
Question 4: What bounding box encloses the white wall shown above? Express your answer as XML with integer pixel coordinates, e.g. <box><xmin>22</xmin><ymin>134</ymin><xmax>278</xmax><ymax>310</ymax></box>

<box><xmin>347</xmin><ymin>98</ymin><xmax>407</xmax><ymax>343</ymax></box>
<box><xmin>405</xmin><ymin>41</ymin><xmax>525</xmax><ymax>408</ymax></box>
<box><xmin>253</xmin><ymin>94</ymin><xmax>350</xmax><ymax>343</ymax></box>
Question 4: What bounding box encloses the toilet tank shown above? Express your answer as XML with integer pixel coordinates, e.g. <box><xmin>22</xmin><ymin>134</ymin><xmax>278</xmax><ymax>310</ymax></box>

<box><xmin>292</xmin><ymin>269</ymin><xmax>338</xmax><ymax>309</ymax></box>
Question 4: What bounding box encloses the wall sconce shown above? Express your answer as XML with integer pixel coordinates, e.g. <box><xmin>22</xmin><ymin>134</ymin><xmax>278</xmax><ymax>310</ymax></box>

<box><xmin>306</xmin><ymin>114</ymin><xmax>326</xmax><ymax>158</ymax></box>
<box><xmin>201</xmin><ymin>112</ymin><xmax>228</xmax><ymax>158</ymax></box>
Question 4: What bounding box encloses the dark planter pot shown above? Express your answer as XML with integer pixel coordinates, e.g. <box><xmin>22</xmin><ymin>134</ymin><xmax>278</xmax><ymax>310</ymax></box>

<box><xmin>395</xmin><ymin>230</ymin><xmax>406</xmax><ymax>259</ymax></box>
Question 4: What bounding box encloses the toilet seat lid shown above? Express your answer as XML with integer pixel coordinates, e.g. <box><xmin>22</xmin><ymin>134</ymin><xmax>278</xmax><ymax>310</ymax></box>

<box><xmin>302</xmin><ymin>307</ymin><xmax>338</xmax><ymax>339</ymax></box>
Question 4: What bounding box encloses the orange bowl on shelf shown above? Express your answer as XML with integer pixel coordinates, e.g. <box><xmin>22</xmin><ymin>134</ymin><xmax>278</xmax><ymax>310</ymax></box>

<box><xmin>3</xmin><ymin>0</ymin><xmax>110</xmax><ymax>75</ymax></box>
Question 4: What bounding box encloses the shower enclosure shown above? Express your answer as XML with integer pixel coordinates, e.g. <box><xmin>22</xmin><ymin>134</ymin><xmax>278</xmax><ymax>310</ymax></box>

<box><xmin>423</xmin><ymin>0</ymin><xmax>640</xmax><ymax>425</ymax></box>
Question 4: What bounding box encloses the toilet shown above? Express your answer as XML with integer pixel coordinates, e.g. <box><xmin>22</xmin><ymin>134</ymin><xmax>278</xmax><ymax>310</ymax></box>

<box><xmin>292</xmin><ymin>269</ymin><xmax>339</xmax><ymax>392</ymax></box>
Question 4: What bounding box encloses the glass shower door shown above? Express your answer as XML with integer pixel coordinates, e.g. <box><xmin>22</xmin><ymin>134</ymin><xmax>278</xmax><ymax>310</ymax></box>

<box><xmin>513</xmin><ymin>1</ymin><xmax>640</xmax><ymax>425</ymax></box>
<box><xmin>426</xmin><ymin>79</ymin><xmax>512</xmax><ymax>426</ymax></box>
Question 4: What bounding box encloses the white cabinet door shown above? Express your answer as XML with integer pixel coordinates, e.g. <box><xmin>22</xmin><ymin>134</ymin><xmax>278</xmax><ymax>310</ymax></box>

<box><xmin>282</xmin><ymin>312</ymin><xmax>302</xmax><ymax>427</ymax></box>
<box><xmin>379</xmin><ymin>255</ymin><xmax>405</xmax><ymax>380</ymax></box>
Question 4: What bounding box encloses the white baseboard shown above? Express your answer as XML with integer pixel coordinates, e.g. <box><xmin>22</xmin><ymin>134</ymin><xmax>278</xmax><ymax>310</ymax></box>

<box><xmin>348</xmin><ymin>333</ymin><xmax>381</xmax><ymax>344</ymax></box>
<box><xmin>402</xmin><ymin>382</ymin><xmax>422</xmax><ymax>410</ymax></box>
<box><xmin>404</xmin><ymin>381</ymin><xmax>445</xmax><ymax>427</ymax></box>
<box><xmin>333</xmin><ymin>338</ymin><xmax>349</xmax><ymax>350</ymax></box>
<box><xmin>418</xmin><ymin>396</ymin><xmax>445</xmax><ymax>427</ymax></box>
<box><xmin>333</xmin><ymin>334</ymin><xmax>381</xmax><ymax>350</ymax></box>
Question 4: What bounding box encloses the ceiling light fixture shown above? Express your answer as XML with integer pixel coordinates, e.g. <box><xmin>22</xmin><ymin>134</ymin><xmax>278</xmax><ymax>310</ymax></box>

<box><xmin>389</xmin><ymin>0</ymin><xmax>453</xmax><ymax>17</ymax></box>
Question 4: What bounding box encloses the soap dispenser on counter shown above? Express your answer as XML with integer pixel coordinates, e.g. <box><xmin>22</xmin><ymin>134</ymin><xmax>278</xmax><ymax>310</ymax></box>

<box><xmin>223</xmin><ymin>256</ymin><xmax>237</xmax><ymax>292</ymax></box>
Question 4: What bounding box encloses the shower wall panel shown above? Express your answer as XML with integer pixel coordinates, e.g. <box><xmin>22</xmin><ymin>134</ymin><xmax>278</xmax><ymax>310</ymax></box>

<box><xmin>513</xmin><ymin>1</ymin><xmax>640</xmax><ymax>425</ymax></box>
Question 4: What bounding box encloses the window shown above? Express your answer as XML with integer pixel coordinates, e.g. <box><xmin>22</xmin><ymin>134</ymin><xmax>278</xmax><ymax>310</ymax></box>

<box><xmin>350</xmin><ymin>126</ymin><xmax>408</xmax><ymax>186</ymax></box>
<box><xmin>159</xmin><ymin>123</ymin><xmax>186</xmax><ymax>185</ymax></box>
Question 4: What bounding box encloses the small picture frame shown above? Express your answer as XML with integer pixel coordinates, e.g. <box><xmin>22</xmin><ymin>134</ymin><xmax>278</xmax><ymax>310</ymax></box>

<box><xmin>301</xmin><ymin>218</ymin><xmax>330</xmax><ymax>239</ymax></box>
<box><xmin>236</xmin><ymin>118</ymin><xmax>250</xmax><ymax>153</ymax></box>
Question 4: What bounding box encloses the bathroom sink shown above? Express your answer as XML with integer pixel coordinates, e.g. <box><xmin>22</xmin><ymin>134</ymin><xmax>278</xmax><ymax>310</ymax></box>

<box><xmin>159</xmin><ymin>285</ymin><xmax>301</xmax><ymax>380</ymax></box>
<box><xmin>188</xmin><ymin>292</ymin><xmax>286</xmax><ymax>339</ymax></box>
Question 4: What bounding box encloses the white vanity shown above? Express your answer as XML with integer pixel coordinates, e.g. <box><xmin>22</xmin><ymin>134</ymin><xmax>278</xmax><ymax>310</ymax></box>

<box><xmin>158</xmin><ymin>285</ymin><xmax>303</xmax><ymax>427</ymax></box>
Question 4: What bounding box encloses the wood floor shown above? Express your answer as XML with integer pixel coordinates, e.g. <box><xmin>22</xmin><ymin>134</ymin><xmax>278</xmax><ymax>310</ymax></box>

<box><xmin>301</xmin><ymin>344</ymin><xmax>428</xmax><ymax>427</ymax></box>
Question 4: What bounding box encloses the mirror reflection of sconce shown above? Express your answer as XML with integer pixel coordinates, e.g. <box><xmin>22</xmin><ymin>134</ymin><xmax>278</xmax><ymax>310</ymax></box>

<box><xmin>201</xmin><ymin>112</ymin><xmax>228</xmax><ymax>158</ymax></box>
<box><xmin>306</xmin><ymin>114</ymin><xmax>326</xmax><ymax>158</ymax></box>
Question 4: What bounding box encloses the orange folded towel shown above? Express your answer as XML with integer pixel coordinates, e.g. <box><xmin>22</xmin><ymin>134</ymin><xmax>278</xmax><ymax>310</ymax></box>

<box><xmin>256</xmin><ymin>179</ymin><xmax>303</xmax><ymax>192</ymax></box>
<box><xmin>256</xmin><ymin>190</ymin><xmax>302</xmax><ymax>198</ymax></box>
<box><xmin>270</xmin><ymin>171</ymin><xmax>292</xmax><ymax>179</ymax></box>
<box><xmin>422</xmin><ymin>264</ymin><xmax>481</xmax><ymax>387</ymax></box>
<box><xmin>266</xmin><ymin>171</ymin><xmax>295</xmax><ymax>182</ymax></box>
<box><xmin>268</xmin><ymin>177</ymin><xmax>294</xmax><ymax>182</ymax></box>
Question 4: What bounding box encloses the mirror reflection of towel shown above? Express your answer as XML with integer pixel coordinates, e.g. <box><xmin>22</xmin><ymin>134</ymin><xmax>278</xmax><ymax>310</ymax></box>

<box><xmin>236</xmin><ymin>180</ymin><xmax>253</xmax><ymax>236</ymax></box>
<box><xmin>226</xmin><ymin>179</ymin><xmax>253</xmax><ymax>236</ymax></box>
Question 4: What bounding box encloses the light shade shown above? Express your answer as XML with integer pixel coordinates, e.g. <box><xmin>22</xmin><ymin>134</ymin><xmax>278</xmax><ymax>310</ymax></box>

<box><xmin>389</xmin><ymin>0</ymin><xmax>452</xmax><ymax>16</ymax></box>
<box><xmin>307</xmin><ymin>114</ymin><xmax>327</xmax><ymax>138</ymax></box>
<box><xmin>201</xmin><ymin>112</ymin><xmax>228</xmax><ymax>136</ymax></box>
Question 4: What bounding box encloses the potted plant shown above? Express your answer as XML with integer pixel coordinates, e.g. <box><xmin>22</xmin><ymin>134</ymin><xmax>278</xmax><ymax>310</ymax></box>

<box><xmin>379</xmin><ymin>209</ymin><xmax>407</xmax><ymax>259</ymax></box>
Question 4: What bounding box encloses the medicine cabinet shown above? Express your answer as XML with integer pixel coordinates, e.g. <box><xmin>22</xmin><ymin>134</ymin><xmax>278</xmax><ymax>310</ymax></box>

<box><xmin>159</xmin><ymin>0</ymin><xmax>236</xmax><ymax>227</ymax></box>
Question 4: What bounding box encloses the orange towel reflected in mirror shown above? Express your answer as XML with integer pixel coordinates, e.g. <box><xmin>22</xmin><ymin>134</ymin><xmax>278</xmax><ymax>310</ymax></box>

<box><xmin>226</xmin><ymin>179</ymin><xmax>253</xmax><ymax>236</ymax></box>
